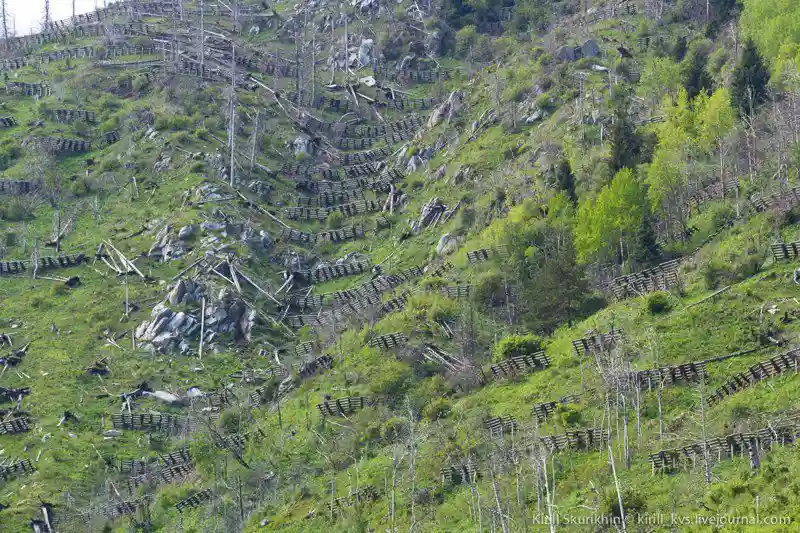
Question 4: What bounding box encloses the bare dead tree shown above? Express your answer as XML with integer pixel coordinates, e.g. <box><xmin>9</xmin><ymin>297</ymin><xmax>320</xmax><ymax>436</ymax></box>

<box><xmin>389</xmin><ymin>440</ymin><xmax>407</xmax><ymax>531</ymax></box>
<box><xmin>42</xmin><ymin>0</ymin><xmax>51</xmax><ymax>28</ymax></box>
<box><xmin>1</xmin><ymin>0</ymin><xmax>7</xmax><ymax>41</ymax></box>
<box><xmin>249</xmin><ymin>110</ymin><xmax>260</xmax><ymax>178</ymax></box>
<box><xmin>311</xmin><ymin>15</ymin><xmax>316</xmax><ymax>104</ymax></box>
<box><xmin>200</xmin><ymin>0</ymin><xmax>205</xmax><ymax>75</ymax></box>
<box><xmin>406</xmin><ymin>399</ymin><xmax>418</xmax><ymax>532</ymax></box>
<box><xmin>229</xmin><ymin>33</ymin><xmax>237</xmax><ymax>187</ymax></box>
<box><xmin>489</xmin><ymin>462</ymin><xmax>508</xmax><ymax>533</ymax></box>
<box><xmin>605</xmin><ymin>394</ymin><xmax>627</xmax><ymax>531</ymax></box>
<box><xmin>699</xmin><ymin>373</ymin><xmax>711</xmax><ymax>485</ymax></box>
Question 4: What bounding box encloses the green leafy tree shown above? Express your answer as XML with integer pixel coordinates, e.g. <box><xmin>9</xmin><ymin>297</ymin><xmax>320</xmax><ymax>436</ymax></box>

<box><xmin>575</xmin><ymin>168</ymin><xmax>647</xmax><ymax>264</ymax></box>
<box><xmin>454</xmin><ymin>25</ymin><xmax>477</xmax><ymax>58</ymax></box>
<box><xmin>510</xmin><ymin>0</ymin><xmax>551</xmax><ymax>32</ymax></box>
<box><xmin>638</xmin><ymin>57</ymin><xmax>681</xmax><ymax>108</ymax></box>
<box><xmin>646</xmin><ymin>90</ymin><xmax>695</xmax><ymax>239</ymax></box>
<box><xmin>731</xmin><ymin>39</ymin><xmax>771</xmax><ymax>116</ymax></box>
<box><xmin>695</xmin><ymin>87</ymin><xmax>736</xmax><ymax>154</ymax></box>
<box><xmin>740</xmin><ymin>0</ymin><xmax>800</xmax><ymax>63</ymax></box>
<box><xmin>646</xmin><ymin>149</ymin><xmax>686</xmax><ymax>237</ymax></box>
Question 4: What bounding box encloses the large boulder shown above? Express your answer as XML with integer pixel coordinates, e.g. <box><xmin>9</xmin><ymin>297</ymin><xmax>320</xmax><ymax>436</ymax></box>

<box><xmin>436</xmin><ymin>233</ymin><xmax>458</xmax><ymax>257</ymax></box>
<box><xmin>398</xmin><ymin>54</ymin><xmax>415</xmax><ymax>70</ymax></box>
<box><xmin>292</xmin><ymin>136</ymin><xmax>314</xmax><ymax>157</ymax></box>
<box><xmin>259</xmin><ymin>230</ymin><xmax>273</xmax><ymax>250</ymax></box>
<box><xmin>177</xmin><ymin>225</ymin><xmax>194</xmax><ymax>240</ymax></box>
<box><xmin>358</xmin><ymin>39</ymin><xmax>374</xmax><ymax>66</ymax></box>
<box><xmin>406</xmin><ymin>155</ymin><xmax>424</xmax><ymax>173</ymax></box>
<box><xmin>436</xmin><ymin>233</ymin><xmax>458</xmax><ymax>256</ymax></box>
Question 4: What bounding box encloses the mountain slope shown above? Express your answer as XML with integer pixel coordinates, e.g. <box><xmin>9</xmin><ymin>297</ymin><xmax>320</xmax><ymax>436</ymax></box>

<box><xmin>1</xmin><ymin>0</ymin><xmax>800</xmax><ymax>531</ymax></box>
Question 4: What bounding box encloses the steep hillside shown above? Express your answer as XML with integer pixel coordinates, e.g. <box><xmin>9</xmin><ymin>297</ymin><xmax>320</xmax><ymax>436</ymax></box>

<box><xmin>1</xmin><ymin>0</ymin><xmax>800</xmax><ymax>531</ymax></box>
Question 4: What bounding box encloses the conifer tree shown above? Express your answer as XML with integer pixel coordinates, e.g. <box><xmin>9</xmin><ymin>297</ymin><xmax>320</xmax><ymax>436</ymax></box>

<box><xmin>609</xmin><ymin>104</ymin><xmax>643</xmax><ymax>173</ymax></box>
<box><xmin>554</xmin><ymin>159</ymin><xmax>577</xmax><ymax>203</ymax></box>
<box><xmin>732</xmin><ymin>39</ymin><xmax>770</xmax><ymax>116</ymax></box>
<box><xmin>681</xmin><ymin>45</ymin><xmax>713</xmax><ymax>100</ymax></box>
<box><xmin>633</xmin><ymin>215</ymin><xmax>661</xmax><ymax>266</ymax></box>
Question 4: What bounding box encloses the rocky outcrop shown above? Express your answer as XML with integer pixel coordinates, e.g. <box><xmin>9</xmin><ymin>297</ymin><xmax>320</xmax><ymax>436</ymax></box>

<box><xmin>436</xmin><ymin>233</ymin><xmax>458</xmax><ymax>256</ymax></box>
<box><xmin>148</xmin><ymin>225</ymin><xmax>188</xmax><ymax>262</ymax></box>
<box><xmin>136</xmin><ymin>284</ymin><xmax>256</xmax><ymax>354</ymax></box>
<box><xmin>358</xmin><ymin>38</ymin><xmax>374</xmax><ymax>66</ymax></box>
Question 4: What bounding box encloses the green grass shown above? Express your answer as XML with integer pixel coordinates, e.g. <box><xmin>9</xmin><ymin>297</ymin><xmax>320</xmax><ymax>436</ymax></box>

<box><xmin>2</xmin><ymin>2</ymin><xmax>800</xmax><ymax>532</ymax></box>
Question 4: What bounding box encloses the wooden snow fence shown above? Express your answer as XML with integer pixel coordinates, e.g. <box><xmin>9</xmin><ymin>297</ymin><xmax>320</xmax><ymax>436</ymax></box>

<box><xmin>532</xmin><ymin>391</ymin><xmax>592</xmax><ymax>423</ymax></box>
<box><xmin>0</xmin><ymin>254</ymin><xmax>87</xmax><ymax>276</ymax></box>
<box><xmin>610</xmin><ymin>258</ymin><xmax>681</xmax><ymax>299</ymax></box>
<box><xmin>649</xmin><ymin>421</ymin><xmax>800</xmax><ymax>474</ymax></box>
<box><xmin>441</xmin><ymin>461</ymin><xmax>480</xmax><ymax>485</ymax></box>
<box><xmin>707</xmin><ymin>349</ymin><xmax>800</xmax><ymax>407</ymax></box>
<box><xmin>176</xmin><ymin>489</ymin><xmax>214</xmax><ymax>512</ymax></box>
<box><xmin>771</xmin><ymin>241</ymin><xmax>800</xmax><ymax>262</ymax></box>
<box><xmin>316</xmin><ymin>396</ymin><xmax>370</xmax><ymax>417</ymax></box>
<box><xmin>490</xmin><ymin>351</ymin><xmax>550</xmax><ymax>379</ymax></box>
<box><xmin>466</xmin><ymin>245</ymin><xmax>510</xmax><ymax>265</ymax></box>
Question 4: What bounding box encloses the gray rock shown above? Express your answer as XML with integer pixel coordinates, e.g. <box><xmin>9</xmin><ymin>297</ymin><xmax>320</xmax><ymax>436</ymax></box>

<box><xmin>259</xmin><ymin>230</ymin><xmax>273</xmax><ymax>250</ymax></box>
<box><xmin>201</xmin><ymin>221</ymin><xmax>226</xmax><ymax>233</ymax></box>
<box><xmin>177</xmin><ymin>225</ymin><xmax>194</xmax><ymax>240</ymax></box>
<box><xmin>292</xmin><ymin>136</ymin><xmax>314</xmax><ymax>157</ymax></box>
<box><xmin>398</xmin><ymin>54</ymin><xmax>415</xmax><ymax>70</ymax></box>
<box><xmin>168</xmin><ymin>311</ymin><xmax>188</xmax><ymax>331</ymax></box>
<box><xmin>436</xmin><ymin>233</ymin><xmax>458</xmax><ymax>256</ymax></box>
<box><xmin>151</xmin><ymin>330</ymin><xmax>177</xmax><ymax>348</ymax></box>
<box><xmin>144</xmin><ymin>390</ymin><xmax>181</xmax><ymax>404</ymax></box>
<box><xmin>153</xmin><ymin>156</ymin><xmax>171</xmax><ymax>173</ymax></box>
<box><xmin>208</xmin><ymin>308</ymin><xmax>228</xmax><ymax>325</ymax></box>
<box><xmin>406</xmin><ymin>155</ymin><xmax>424</xmax><ymax>173</ymax></box>
<box><xmin>179</xmin><ymin>339</ymin><xmax>191</xmax><ymax>355</ymax></box>
<box><xmin>168</xmin><ymin>280</ymin><xmax>186</xmax><ymax>306</ymax></box>
<box><xmin>525</xmin><ymin>109</ymin><xmax>544</xmax><ymax>123</ymax></box>
<box><xmin>358</xmin><ymin>39</ymin><xmax>374</xmax><ymax>66</ymax></box>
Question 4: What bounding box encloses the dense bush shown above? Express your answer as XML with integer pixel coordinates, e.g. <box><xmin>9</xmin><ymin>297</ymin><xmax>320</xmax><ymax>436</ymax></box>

<box><xmin>471</xmin><ymin>269</ymin><xmax>505</xmax><ymax>307</ymax></box>
<box><xmin>454</xmin><ymin>25</ymin><xmax>477</xmax><ymax>58</ymax></box>
<box><xmin>646</xmin><ymin>291</ymin><xmax>672</xmax><ymax>314</ymax></box>
<box><xmin>709</xmin><ymin>203</ymin><xmax>736</xmax><ymax>230</ymax></box>
<box><xmin>457</xmin><ymin>206</ymin><xmax>475</xmax><ymax>233</ymax></box>
<box><xmin>603</xmin><ymin>487</ymin><xmax>647</xmax><ymax>522</ymax></box>
<box><xmin>380</xmin><ymin>417</ymin><xmax>407</xmax><ymax>442</ymax></box>
<box><xmin>155</xmin><ymin>114</ymin><xmax>192</xmax><ymax>131</ymax></box>
<box><xmin>132</xmin><ymin>74</ymin><xmax>150</xmax><ymax>93</ymax></box>
<box><xmin>99</xmin><ymin>157</ymin><xmax>121</xmax><ymax>172</ymax></box>
<box><xmin>326</xmin><ymin>210</ymin><xmax>343</xmax><ymax>229</ymax></box>
<box><xmin>558</xmin><ymin>405</ymin><xmax>582</xmax><ymax>427</ymax></box>
<box><xmin>493</xmin><ymin>333</ymin><xmax>544</xmax><ymax>362</ymax></box>
<box><xmin>422</xmin><ymin>397</ymin><xmax>451</xmax><ymax>421</ymax></box>
<box><xmin>99</xmin><ymin>94</ymin><xmax>121</xmax><ymax>112</ymax></box>
<box><xmin>368</xmin><ymin>359</ymin><xmax>412</xmax><ymax>400</ymax></box>
<box><xmin>702</xmin><ymin>254</ymin><xmax>761</xmax><ymax>289</ymax></box>
<box><xmin>0</xmin><ymin>197</ymin><xmax>33</xmax><ymax>221</ymax></box>
<box><xmin>0</xmin><ymin>140</ymin><xmax>20</xmax><ymax>171</ymax></box>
